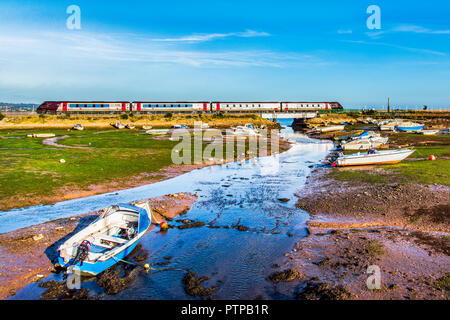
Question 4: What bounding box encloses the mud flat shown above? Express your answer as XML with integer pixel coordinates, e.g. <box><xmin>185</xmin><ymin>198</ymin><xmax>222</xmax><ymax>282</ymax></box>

<box><xmin>273</xmin><ymin>168</ymin><xmax>450</xmax><ymax>300</ymax></box>
<box><xmin>0</xmin><ymin>192</ymin><xmax>197</xmax><ymax>300</ymax></box>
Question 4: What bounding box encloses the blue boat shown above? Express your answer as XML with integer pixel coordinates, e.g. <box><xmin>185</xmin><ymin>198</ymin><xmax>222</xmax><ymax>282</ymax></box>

<box><xmin>396</xmin><ymin>123</ymin><xmax>424</xmax><ymax>132</ymax></box>
<box><xmin>57</xmin><ymin>202</ymin><xmax>152</xmax><ymax>276</ymax></box>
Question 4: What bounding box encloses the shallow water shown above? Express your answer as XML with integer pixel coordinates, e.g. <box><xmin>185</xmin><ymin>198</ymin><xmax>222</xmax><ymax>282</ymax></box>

<box><xmin>7</xmin><ymin>120</ymin><xmax>334</xmax><ymax>299</ymax></box>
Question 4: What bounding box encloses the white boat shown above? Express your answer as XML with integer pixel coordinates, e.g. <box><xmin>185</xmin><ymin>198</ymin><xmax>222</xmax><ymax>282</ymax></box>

<box><xmin>142</xmin><ymin>125</ymin><xmax>153</xmax><ymax>130</ymax></box>
<box><xmin>341</xmin><ymin>138</ymin><xmax>388</xmax><ymax>150</ymax></box>
<box><xmin>27</xmin><ymin>133</ymin><xmax>56</xmax><ymax>138</ymax></box>
<box><xmin>314</xmin><ymin>125</ymin><xmax>345</xmax><ymax>133</ymax></box>
<box><xmin>146</xmin><ymin>129</ymin><xmax>170</xmax><ymax>135</ymax></box>
<box><xmin>57</xmin><ymin>202</ymin><xmax>152</xmax><ymax>276</ymax></box>
<box><xmin>334</xmin><ymin>149</ymin><xmax>415</xmax><ymax>167</ymax></box>
<box><xmin>341</xmin><ymin>131</ymin><xmax>389</xmax><ymax>150</ymax></box>
<box><xmin>112</xmin><ymin>121</ymin><xmax>125</xmax><ymax>129</ymax></box>
<box><xmin>420</xmin><ymin>129</ymin><xmax>440</xmax><ymax>135</ymax></box>
<box><xmin>125</xmin><ymin>123</ymin><xmax>135</xmax><ymax>129</ymax></box>
<box><xmin>227</xmin><ymin>123</ymin><xmax>260</xmax><ymax>136</ymax></box>
<box><xmin>72</xmin><ymin>124</ymin><xmax>84</xmax><ymax>131</ymax></box>
<box><xmin>379</xmin><ymin>121</ymin><xmax>399</xmax><ymax>131</ymax></box>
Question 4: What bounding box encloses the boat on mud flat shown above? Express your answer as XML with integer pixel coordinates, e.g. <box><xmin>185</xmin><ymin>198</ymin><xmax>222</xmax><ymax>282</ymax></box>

<box><xmin>146</xmin><ymin>129</ymin><xmax>170</xmax><ymax>135</ymax></box>
<box><xmin>57</xmin><ymin>202</ymin><xmax>152</xmax><ymax>276</ymax></box>
<box><xmin>396</xmin><ymin>122</ymin><xmax>424</xmax><ymax>132</ymax></box>
<box><xmin>111</xmin><ymin>121</ymin><xmax>125</xmax><ymax>129</ymax></box>
<box><xmin>125</xmin><ymin>123</ymin><xmax>135</xmax><ymax>129</ymax></box>
<box><xmin>314</xmin><ymin>125</ymin><xmax>345</xmax><ymax>133</ymax></box>
<box><xmin>378</xmin><ymin>120</ymin><xmax>399</xmax><ymax>131</ymax></box>
<box><xmin>340</xmin><ymin>131</ymin><xmax>389</xmax><ymax>150</ymax></box>
<box><xmin>173</xmin><ymin>124</ymin><xmax>188</xmax><ymax>129</ymax></box>
<box><xmin>72</xmin><ymin>124</ymin><xmax>84</xmax><ymax>131</ymax></box>
<box><xmin>333</xmin><ymin>149</ymin><xmax>415</xmax><ymax>167</ymax></box>
<box><xmin>142</xmin><ymin>125</ymin><xmax>152</xmax><ymax>130</ymax></box>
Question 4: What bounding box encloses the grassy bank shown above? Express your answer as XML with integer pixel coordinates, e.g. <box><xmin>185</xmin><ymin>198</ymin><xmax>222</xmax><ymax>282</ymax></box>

<box><xmin>331</xmin><ymin>132</ymin><xmax>450</xmax><ymax>186</ymax></box>
<box><xmin>0</xmin><ymin>128</ymin><xmax>287</xmax><ymax>210</ymax></box>
<box><xmin>0</xmin><ymin>113</ymin><xmax>277</xmax><ymax>130</ymax></box>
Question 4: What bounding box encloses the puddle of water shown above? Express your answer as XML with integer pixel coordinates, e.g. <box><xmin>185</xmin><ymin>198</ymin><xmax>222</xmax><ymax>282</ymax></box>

<box><xmin>5</xmin><ymin>120</ymin><xmax>334</xmax><ymax>299</ymax></box>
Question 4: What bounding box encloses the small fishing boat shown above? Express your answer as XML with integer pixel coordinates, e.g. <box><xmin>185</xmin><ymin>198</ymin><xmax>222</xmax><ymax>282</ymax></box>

<box><xmin>146</xmin><ymin>129</ymin><xmax>170</xmax><ymax>135</ymax></box>
<box><xmin>333</xmin><ymin>149</ymin><xmax>415</xmax><ymax>167</ymax></box>
<box><xmin>379</xmin><ymin>120</ymin><xmax>400</xmax><ymax>131</ymax></box>
<box><xmin>57</xmin><ymin>202</ymin><xmax>152</xmax><ymax>276</ymax></box>
<box><xmin>111</xmin><ymin>121</ymin><xmax>125</xmax><ymax>129</ymax></box>
<box><xmin>396</xmin><ymin>122</ymin><xmax>424</xmax><ymax>132</ymax></box>
<box><xmin>227</xmin><ymin>123</ymin><xmax>260</xmax><ymax>137</ymax></box>
<box><xmin>27</xmin><ymin>133</ymin><xmax>56</xmax><ymax>138</ymax></box>
<box><xmin>72</xmin><ymin>124</ymin><xmax>84</xmax><ymax>131</ymax></box>
<box><xmin>125</xmin><ymin>123</ymin><xmax>135</xmax><ymax>129</ymax></box>
<box><xmin>314</xmin><ymin>125</ymin><xmax>345</xmax><ymax>133</ymax></box>
<box><xmin>340</xmin><ymin>131</ymin><xmax>389</xmax><ymax>150</ymax></box>
<box><xmin>420</xmin><ymin>129</ymin><xmax>440</xmax><ymax>135</ymax></box>
<box><xmin>142</xmin><ymin>125</ymin><xmax>153</xmax><ymax>130</ymax></box>
<box><xmin>173</xmin><ymin>124</ymin><xmax>188</xmax><ymax>129</ymax></box>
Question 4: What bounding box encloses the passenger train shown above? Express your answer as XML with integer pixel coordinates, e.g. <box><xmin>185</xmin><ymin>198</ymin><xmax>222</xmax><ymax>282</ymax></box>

<box><xmin>37</xmin><ymin>100</ymin><xmax>343</xmax><ymax>114</ymax></box>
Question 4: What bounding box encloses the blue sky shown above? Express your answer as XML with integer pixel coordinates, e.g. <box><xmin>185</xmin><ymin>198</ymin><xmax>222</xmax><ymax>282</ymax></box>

<box><xmin>0</xmin><ymin>1</ymin><xmax>449</xmax><ymax>108</ymax></box>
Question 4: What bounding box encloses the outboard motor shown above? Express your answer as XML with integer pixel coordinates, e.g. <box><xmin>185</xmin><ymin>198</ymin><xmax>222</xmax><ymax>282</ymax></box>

<box><xmin>71</xmin><ymin>240</ymin><xmax>91</xmax><ymax>267</ymax></box>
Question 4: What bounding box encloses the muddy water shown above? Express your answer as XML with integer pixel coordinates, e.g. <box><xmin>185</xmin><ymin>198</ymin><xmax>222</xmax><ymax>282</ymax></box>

<box><xmin>7</xmin><ymin>121</ymin><xmax>334</xmax><ymax>299</ymax></box>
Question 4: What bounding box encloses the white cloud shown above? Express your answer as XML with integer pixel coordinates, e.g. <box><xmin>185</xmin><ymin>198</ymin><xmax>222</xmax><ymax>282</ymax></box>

<box><xmin>152</xmin><ymin>30</ymin><xmax>270</xmax><ymax>42</ymax></box>
<box><xmin>343</xmin><ymin>40</ymin><xmax>446</xmax><ymax>56</ymax></box>
<box><xmin>393</xmin><ymin>25</ymin><xmax>450</xmax><ymax>35</ymax></box>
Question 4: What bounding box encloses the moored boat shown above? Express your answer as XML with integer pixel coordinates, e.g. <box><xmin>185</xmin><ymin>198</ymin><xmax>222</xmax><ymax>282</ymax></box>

<box><xmin>146</xmin><ymin>129</ymin><xmax>170</xmax><ymax>135</ymax></box>
<box><xmin>111</xmin><ymin>121</ymin><xmax>125</xmax><ymax>129</ymax></box>
<box><xmin>333</xmin><ymin>149</ymin><xmax>415</xmax><ymax>167</ymax></box>
<box><xmin>420</xmin><ymin>129</ymin><xmax>440</xmax><ymax>135</ymax></box>
<box><xmin>57</xmin><ymin>202</ymin><xmax>152</xmax><ymax>276</ymax></box>
<box><xmin>27</xmin><ymin>133</ymin><xmax>56</xmax><ymax>138</ymax></box>
<box><xmin>125</xmin><ymin>123</ymin><xmax>135</xmax><ymax>129</ymax></box>
<box><xmin>314</xmin><ymin>125</ymin><xmax>345</xmax><ymax>133</ymax></box>
<box><xmin>72</xmin><ymin>124</ymin><xmax>84</xmax><ymax>131</ymax></box>
<box><xmin>396</xmin><ymin>122</ymin><xmax>424</xmax><ymax>132</ymax></box>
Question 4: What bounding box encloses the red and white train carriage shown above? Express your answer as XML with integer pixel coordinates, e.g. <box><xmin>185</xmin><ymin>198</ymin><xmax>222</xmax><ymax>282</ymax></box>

<box><xmin>130</xmin><ymin>101</ymin><xmax>208</xmax><ymax>113</ymax></box>
<box><xmin>37</xmin><ymin>101</ymin><xmax>131</xmax><ymax>114</ymax></box>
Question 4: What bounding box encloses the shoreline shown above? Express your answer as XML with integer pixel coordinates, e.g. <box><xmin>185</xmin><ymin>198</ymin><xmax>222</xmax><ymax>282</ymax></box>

<box><xmin>268</xmin><ymin>166</ymin><xmax>449</xmax><ymax>300</ymax></box>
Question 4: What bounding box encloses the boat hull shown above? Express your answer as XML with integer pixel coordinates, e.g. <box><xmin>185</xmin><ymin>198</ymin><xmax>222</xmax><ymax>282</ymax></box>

<box><xmin>336</xmin><ymin>149</ymin><xmax>414</xmax><ymax>167</ymax></box>
<box><xmin>396</xmin><ymin>125</ymin><xmax>424</xmax><ymax>132</ymax></box>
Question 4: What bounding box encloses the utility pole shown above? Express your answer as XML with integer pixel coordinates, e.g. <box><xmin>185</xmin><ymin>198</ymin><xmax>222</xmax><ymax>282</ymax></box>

<box><xmin>387</xmin><ymin>97</ymin><xmax>390</xmax><ymax>113</ymax></box>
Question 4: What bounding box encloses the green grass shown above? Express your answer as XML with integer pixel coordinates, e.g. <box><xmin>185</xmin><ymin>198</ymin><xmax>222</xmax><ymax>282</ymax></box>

<box><xmin>0</xmin><ymin>129</ymin><xmax>272</xmax><ymax>210</ymax></box>
<box><xmin>331</xmin><ymin>158</ymin><xmax>450</xmax><ymax>186</ymax></box>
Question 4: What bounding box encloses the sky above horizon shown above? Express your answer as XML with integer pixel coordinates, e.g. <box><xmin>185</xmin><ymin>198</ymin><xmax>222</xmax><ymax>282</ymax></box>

<box><xmin>0</xmin><ymin>1</ymin><xmax>449</xmax><ymax>108</ymax></box>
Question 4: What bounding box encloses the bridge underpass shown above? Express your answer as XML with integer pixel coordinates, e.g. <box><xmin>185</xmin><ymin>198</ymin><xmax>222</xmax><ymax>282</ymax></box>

<box><xmin>261</xmin><ymin>112</ymin><xmax>318</xmax><ymax>130</ymax></box>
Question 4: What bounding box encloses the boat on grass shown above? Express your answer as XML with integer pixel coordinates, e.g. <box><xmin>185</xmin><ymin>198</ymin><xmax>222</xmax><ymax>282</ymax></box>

<box><xmin>146</xmin><ymin>129</ymin><xmax>170</xmax><ymax>135</ymax></box>
<box><xmin>27</xmin><ymin>133</ymin><xmax>56</xmax><ymax>138</ymax></box>
<box><xmin>57</xmin><ymin>202</ymin><xmax>152</xmax><ymax>276</ymax></box>
<box><xmin>333</xmin><ymin>149</ymin><xmax>415</xmax><ymax>167</ymax></box>
<box><xmin>111</xmin><ymin>121</ymin><xmax>125</xmax><ymax>129</ymax></box>
<box><xmin>420</xmin><ymin>129</ymin><xmax>440</xmax><ymax>135</ymax></box>
<box><xmin>72</xmin><ymin>124</ymin><xmax>84</xmax><ymax>131</ymax></box>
